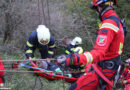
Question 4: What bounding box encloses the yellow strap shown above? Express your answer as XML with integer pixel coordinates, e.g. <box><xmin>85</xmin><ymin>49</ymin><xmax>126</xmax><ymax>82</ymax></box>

<box><xmin>81</xmin><ymin>69</ymin><xmax>85</xmax><ymax>72</ymax></box>
<box><xmin>98</xmin><ymin>23</ymin><xmax>102</xmax><ymax>28</ymax></box>
<box><xmin>97</xmin><ymin>21</ymin><xmax>102</xmax><ymax>28</ymax></box>
<box><xmin>26</xmin><ymin>50</ymin><xmax>33</xmax><ymax>54</ymax></box>
<box><xmin>100</xmin><ymin>23</ymin><xmax>119</xmax><ymax>32</ymax></box>
<box><xmin>84</xmin><ymin>52</ymin><xmax>93</xmax><ymax>64</ymax></box>
<box><xmin>70</xmin><ymin>48</ymin><xmax>75</xmax><ymax>51</ymax></box>
<box><xmin>74</xmin><ymin>47</ymin><xmax>83</xmax><ymax>54</ymax></box>
<box><xmin>49</xmin><ymin>44</ymin><xmax>55</xmax><ymax>48</ymax></box>
<box><xmin>118</xmin><ymin>43</ymin><xmax>123</xmax><ymax>55</ymax></box>
<box><xmin>105</xmin><ymin>2</ymin><xmax>113</xmax><ymax>6</ymax></box>
<box><xmin>48</xmin><ymin>51</ymin><xmax>54</xmax><ymax>55</ymax></box>
<box><xmin>26</xmin><ymin>41</ymin><xmax>33</xmax><ymax>47</ymax></box>
<box><xmin>65</xmin><ymin>50</ymin><xmax>70</xmax><ymax>54</ymax></box>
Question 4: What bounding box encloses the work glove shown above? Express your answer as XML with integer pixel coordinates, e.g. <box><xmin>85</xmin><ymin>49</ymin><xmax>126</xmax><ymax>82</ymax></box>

<box><xmin>56</xmin><ymin>53</ymin><xmax>80</xmax><ymax>67</ymax></box>
<box><xmin>66</xmin><ymin>53</ymin><xmax>80</xmax><ymax>66</ymax></box>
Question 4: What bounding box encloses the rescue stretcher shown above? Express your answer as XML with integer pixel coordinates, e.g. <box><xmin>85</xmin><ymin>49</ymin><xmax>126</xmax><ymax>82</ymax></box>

<box><xmin>12</xmin><ymin>60</ymin><xmax>78</xmax><ymax>83</ymax></box>
<box><xmin>30</xmin><ymin>61</ymin><xmax>78</xmax><ymax>83</ymax></box>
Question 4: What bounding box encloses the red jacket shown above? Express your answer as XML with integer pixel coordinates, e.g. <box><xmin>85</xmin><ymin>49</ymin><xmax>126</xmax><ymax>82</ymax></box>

<box><xmin>0</xmin><ymin>57</ymin><xmax>5</xmax><ymax>83</ymax></box>
<box><xmin>121</xmin><ymin>66</ymin><xmax>130</xmax><ymax>83</ymax></box>
<box><xmin>66</xmin><ymin>9</ymin><xmax>124</xmax><ymax>66</ymax></box>
<box><xmin>0</xmin><ymin>57</ymin><xmax>5</xmax><ymax>77</ymax></box>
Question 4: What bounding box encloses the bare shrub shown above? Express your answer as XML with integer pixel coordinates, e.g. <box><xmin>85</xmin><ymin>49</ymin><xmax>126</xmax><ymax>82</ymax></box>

<box><xmin>0</xmin><ymin>0</ymin><xmax>91</xmax><ymax>54</ymax></box>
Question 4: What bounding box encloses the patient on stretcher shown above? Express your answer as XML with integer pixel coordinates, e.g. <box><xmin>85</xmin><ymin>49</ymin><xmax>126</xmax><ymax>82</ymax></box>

<box><xmin>36</xmin><ymin>60</ymin><xmax>84</xmax><ymax>78</ymax></box>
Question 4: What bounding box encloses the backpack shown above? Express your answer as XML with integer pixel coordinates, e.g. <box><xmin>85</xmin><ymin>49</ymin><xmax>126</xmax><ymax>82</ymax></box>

<box><xmin>105</xmin><ymin>16</ymin><xmax>127</xmax><ymax>37</ymax></box>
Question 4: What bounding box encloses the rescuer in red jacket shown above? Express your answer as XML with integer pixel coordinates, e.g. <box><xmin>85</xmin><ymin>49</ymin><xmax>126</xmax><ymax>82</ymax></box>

<box><xmin>120</xmin><ymin>59</ymin><xmax>130</xmax><ymax>89</ymax></box>
<box><xmin>0</xmin><ymin>57</ymin><xmax>5</xmax><ymax>87</ymax></box>
<box><xmin>56</xmin><ymin>0</ymin><xmax>125</xmax><ymax>90</ymax></box>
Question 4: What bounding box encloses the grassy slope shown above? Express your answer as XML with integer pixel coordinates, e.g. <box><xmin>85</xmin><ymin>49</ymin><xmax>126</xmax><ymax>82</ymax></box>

<box><xmin>0</xmin><ymin>51</ymin><xmax>70</xmax><ymax>90</ymax></box>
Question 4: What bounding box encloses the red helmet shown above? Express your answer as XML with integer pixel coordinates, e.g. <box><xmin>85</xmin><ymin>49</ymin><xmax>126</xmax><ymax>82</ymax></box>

<box><xmin>91</xmin><ymin>0</ymin><xmax>117</xmax><ymax>9</ymax></box>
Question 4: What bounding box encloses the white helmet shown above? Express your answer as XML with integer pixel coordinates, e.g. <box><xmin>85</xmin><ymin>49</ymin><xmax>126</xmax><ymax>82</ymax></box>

<box><xmin>36</xmin><ymin>25</ymin><xmax>50</xmax><ymax>45</ymax></box>
<box><xmin>71</xmin><ymin>37</ymin><xmax>82</xmax><ymax>45</ymax></box>
<box><xmin>125</xmin><ymin>58</ymin><xmax>130</xmax><ymax>66</ymax></box>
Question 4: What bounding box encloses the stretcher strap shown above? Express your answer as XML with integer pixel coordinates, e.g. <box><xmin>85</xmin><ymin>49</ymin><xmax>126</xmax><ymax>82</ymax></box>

<box><xmin>92</xmin><ymin>64</ymin><xmax>113</xmax><ymax>87</ymax></box>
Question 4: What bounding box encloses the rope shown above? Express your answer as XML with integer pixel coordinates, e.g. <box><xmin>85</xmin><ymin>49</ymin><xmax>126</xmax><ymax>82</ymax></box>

<box><xmin>0</xmin><ymin>69</ymin><xmax>84</xmax><ymax>74</ymax></box>
<box><xmin>0</xmin><ymin>70</ymin><xmax>53</xmax><ymax>73</ymax></box>
<box><xmin>0</xmin><ymin>58</ymin><xmax>56</xmax><ymax>62</ymax></box>
<box><xmin>2</xmin><ymin>60</ymin><xmax>85</xmax><ymax>75</ymax></box>
<box><xmin>2</xmin><ymin>58</ymin><xmax>83</xmax><ymax>73</ymax></box>
<box><xmin>0</xmin><ymin>58</ymin><xmax>85</xmax><ymax>74</ymax></box>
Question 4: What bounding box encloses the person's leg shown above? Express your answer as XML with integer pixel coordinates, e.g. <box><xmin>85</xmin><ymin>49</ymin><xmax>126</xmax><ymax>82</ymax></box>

<box><xmin>69</xmin><ymin>71</ymin><xmax>99</xmax><ymax>90</ymax></box>
<box><xmin>106</xmin><ymin>84</ymin><xmax>113</xmax><ymax>90</ymax></box>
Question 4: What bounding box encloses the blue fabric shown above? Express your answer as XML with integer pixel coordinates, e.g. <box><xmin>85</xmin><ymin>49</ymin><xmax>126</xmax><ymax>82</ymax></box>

<box><xmin>20</xmin><ymin>61</ymin><xmax>51</xmax><ymax>72</ymax></box>
<box><xmin>66</xmin><ymin>44</ymin><xmax>78</xmax><ymax>54</ymax></box>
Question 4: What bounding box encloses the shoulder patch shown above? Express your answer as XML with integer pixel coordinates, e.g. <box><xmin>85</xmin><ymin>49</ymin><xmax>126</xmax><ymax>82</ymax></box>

<box><xmin>96</xmin><ymin>35</ymin><xmax>107</xmax><ymax>46</ymax></box>
<box><xmin>100</xmin><ymin>29</ymin><xmax>108</xmax><ymax>35</ymax></box>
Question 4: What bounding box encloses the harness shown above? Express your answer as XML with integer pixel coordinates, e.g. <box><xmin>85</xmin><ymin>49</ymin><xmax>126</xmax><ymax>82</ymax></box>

<box><xmin>97</xmin><ymin>56</ymin><xmax>121</xmax><ymax>70</ymax></box>
<box><xmin>96</xmin><ymin>56</ymin><xmax>122</xmax><ymax>89</ymax></box>
<box><xmin>92</xmin><ymin>64</ymin><xmax>114</xmax><ymax>87</ymax></box>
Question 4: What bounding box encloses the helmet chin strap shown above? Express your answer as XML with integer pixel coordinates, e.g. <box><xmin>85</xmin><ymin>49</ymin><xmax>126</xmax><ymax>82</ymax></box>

<box><xmin>98</xmin><ymin>6</ymin><xmax>113</xmax><ymax>21</ymax></box>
